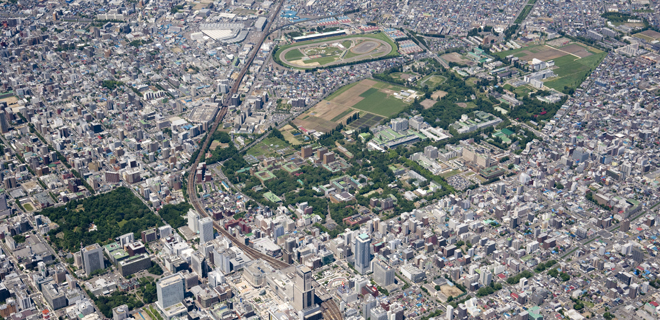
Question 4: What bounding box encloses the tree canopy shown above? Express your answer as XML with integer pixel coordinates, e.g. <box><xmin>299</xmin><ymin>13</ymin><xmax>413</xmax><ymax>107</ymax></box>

<box><xmin>43</xmin><ymin>187</ymin><xmax>162</xmax><ymax>252</ymax></box>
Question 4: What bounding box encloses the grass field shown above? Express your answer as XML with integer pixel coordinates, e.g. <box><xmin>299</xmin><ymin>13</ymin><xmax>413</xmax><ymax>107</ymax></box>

<box><xmin>344</xmin><ymin>50</ymin><xmax>361</xmax><ymax>59</ymax></box>
<box><xmin>247</xmin><ymin>137</ymin><xmax>293</xmax><ymax>159</ymax></box>
<box><xmin>544</xmin><ymin>51</ymin><xmax>606</xmax><ymax>91</ymax></box>
<box><xmin>285</xmin><ymin>49</ymin><xmax>305</xmax><ymax>60</ymax></box>
<box><xmin>504</xmin><ymin>84</ymin><xmax>534</xmax><ymax>98</ymax></box>
<box><xmin>351</xmin><ymin>87</ymin><xmax>407</xmax><ymax>117</ymax></box>
<box><xmin>305</xmin><ymin>56</ymin><xmax>337</xmax><ymax>65</ymax></box>
<box><xmin>497</xmin><ymin>42</ymin><xmax>606</xmax><ymax>91</ymax></box>
<box><xmin>420</xmin><ymin>75</ymin><xmax>446</xmax><ymax>87</ymax></box>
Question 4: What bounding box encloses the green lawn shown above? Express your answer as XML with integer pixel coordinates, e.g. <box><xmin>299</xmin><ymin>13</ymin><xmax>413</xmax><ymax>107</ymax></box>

<box><xmin>351</xmin><ymin>89</ymin><xmax>407</xmax><ymax>117</ymax></box>
<box><xmin>420</xmin><ymin>75</ymin><xmax>446</xmax><ymax>87</ymax></box>
<box><xmin>284</xmin><ymin>49</ymin><xmax>305</xmax><ymax>60</ymax></box>
<box><xmin>247</xmin><ymin>137</ymin><xmax>292</xmax><ymax>158</ymax></box>
<box><xmin>24</xmin><ymin>203</ymin><xmax>34</xmax><ymax>211</ymax></box>
<box><xmin>514</xmin><ymin>85</ymin><xmax>533</xmax><ymax>97</ymax></box>
<box><xmin>344</xmin><ymin>50</ymin><xmax>361</xmax><ymax>59</ymax></box>
<box><xmin>341</xmin><ymin>40</ymin><xmax>352</xmax><ymax>48</ymax></box>
<box><xmin>360</xmin><ymin>88</ymin><xmax>379</xmax><ymax>97</ymax></box>
<box><xmin>515</xmin><ymin>4</ymin><xmax>533</xmax><ymax>24</ymax></box>
<box><xmin>304</xmin><ymin>56</ymin><xmax>337</xmax><ymax>65</ymax></box>
<box><xmin>544</xmin><ymin>51</ymin><xmax>607</xmax><ymax>91</ymax></box>
<box><xmin>441</xmin><ymin>170</ymin><xmax>461</xmax><ymax>178</ymax></box>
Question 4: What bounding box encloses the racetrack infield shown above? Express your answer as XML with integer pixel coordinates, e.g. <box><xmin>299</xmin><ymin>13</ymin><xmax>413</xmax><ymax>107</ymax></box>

<box><xmin>276</xmin><ymin>33</ymin><xmax>397</xmax><ymax>69</ymax></box>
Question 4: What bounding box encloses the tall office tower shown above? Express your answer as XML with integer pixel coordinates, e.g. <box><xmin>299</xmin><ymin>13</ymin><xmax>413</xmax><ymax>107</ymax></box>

<box><xmin>157</xmin><ymin>273</ymin><xmax>185</xmax><ymax>310</ymax></box>
<box><xmin>479</xmin><ymin>271</ymin><xmax>492</xmax><ymax>286</ymax></box>
<box><xmin>188</xmin><ymin>209</ymin><xmax>200</xmax><ymax>233</ymax></box>
<box><xmin>354</xmin><ymin>233</ymin><xmax>372</xmax><ymax>274</ymax></box>
<box><xmin>199</xmin><ymin>217</ymin><xmax>214</xmax><ymax>243</ymax></box>
<box><xmin>373</xmin><ymin>259</ymin><xmax>394</xmax><ymax>287</ymax></box>
<box><xmin>293</xmin><ymin>266</ymin><xmax>314</xmax><ymax>311</ymax></box>
<box><xmin>81</xmin><ymin>244</ymin><xmax>104</xmax><ymax>275</ymax></box>
<box><xmin>0</xmin><ymin>193</ymin><xmax>7</xmax><ymax>211</ymax></box>
<box><xmin>362</xmin><ymin>295</ymin><xmax>377</xmax><ymax>320</ymax></box>
<box><xmin>446</xmin><ymin>305</ymin><xmax>454</xmax><ymax>320</ymax></box>
<box><xmin>0</xmin><ymin>111</ymin><xmax>8</xmax><ymax>133</ymax></box>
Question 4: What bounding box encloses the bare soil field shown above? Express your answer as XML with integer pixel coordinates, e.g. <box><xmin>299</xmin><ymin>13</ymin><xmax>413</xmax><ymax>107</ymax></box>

<box><xmin>441</xmin><ymin>52</ymin><xmax>472</xmax><ymax>65</ymax></box>
<box><xmin>559</xmin><ymin>44</ymin><xmax>593</xmax><ymax>58</ymax></box>
<box><xmin>440</xmin><ymin>285</ymin><xmax>464</xmax><ymax>297</ymax></box>
<box><xmin>431</xmin><ymin>90</ymin><xmax>448</xmax><ymax>100</ymax></box>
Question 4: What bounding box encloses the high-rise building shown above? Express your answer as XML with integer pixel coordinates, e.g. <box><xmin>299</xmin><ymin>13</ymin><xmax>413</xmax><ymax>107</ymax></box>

<box><xmin>479</xmin><ymin>271</ymin><xmax>492</xmax><ymax>286</ymax></box>
<box><xmin>301</xmin><ymin>146</ymin><xmax>312</xmax><ymax>159</ymax></box>
<box><xmin>632</xmin><ymin>246</ymin><xmax>644</xmax><ymax>263</ymax></box>
<box><xmin>621</xmin><ymin>219</ymin><xmax>631</xmax><ymax>232</ymax></box>
<box><xmin>157</xmin><ymin>273</ymin><xmax>185</xmax><ymax>310</ymax></box>
<box><xmin>354</xmin><ymin>233</ymin><xmax>372</xmax><ymax>274</ymax></box>
<box><xmin>81</xmin><ymin>244</ymin><xmax>104</xmax><ymax>275</ymax></box>
<box><xmin>0</xmin><ymin>193</ymin><xmax>7</xmax><ymax>211</ymax></box>
<box><xmin>362</xmin><ymin>295</ymin><xmax>377</xmax><ymax>320</ymax></box>
<box><xmin>373</xmin><ymin>259</ymin><xmax>394</xmax><ymax>287</ymax></box>
<box><xmin>446</xmin><ymin>305</ymin><xmax>454</xmax><ymax>320</ymax></box>
<box><xmin>199</xmin><ymin>217</ymin><xmax>214</xmax><ymax>243</ymax></box>
<box><xmin>0</xmin><ymin>111</ymin><xmax>9</xmax><ymax>133</ymax></box>
<box><xmin>188</xmin><ymin>209</ymin><xmax>200</xmax><ymax>233</ymax></box>
<box><xmin>293</xmin><ymin>266</ymin><xmax>314</xmax><ymax>311</ymax></box>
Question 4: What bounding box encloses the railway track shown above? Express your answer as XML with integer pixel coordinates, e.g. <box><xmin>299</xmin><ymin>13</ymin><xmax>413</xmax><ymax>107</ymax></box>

<box><xmin>186</xmin><ymin>0</ymin><xmax>291</xmax><ymax>271</ymax></box>
<box><xmin>320</xmin><ymin>300</ymin><xmax>343</xmax><ymax>320</ymax></box>
<box><xmin>184</xmin><ymin>5</ymin><xmax>342</xmax><ymax>319</ymax></box>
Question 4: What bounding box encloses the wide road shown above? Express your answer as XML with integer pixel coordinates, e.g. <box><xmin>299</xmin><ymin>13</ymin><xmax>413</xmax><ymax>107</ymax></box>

<box><xmin>403</xmin><ymin>29</ymin><xmax>449</xmax><ymax>69</ymax></box>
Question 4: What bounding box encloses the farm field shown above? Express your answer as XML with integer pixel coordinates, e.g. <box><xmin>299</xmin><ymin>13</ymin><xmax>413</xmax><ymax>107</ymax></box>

<box><xmin>293</xmin><ymin>79</ymin><xmax>416</xmax><ymax>132</ymax></box>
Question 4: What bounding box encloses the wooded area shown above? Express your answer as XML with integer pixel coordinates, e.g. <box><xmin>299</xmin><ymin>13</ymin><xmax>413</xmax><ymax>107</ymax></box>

<box><xmin>43</xmin><ymin>187</ymin><xmax>162</xmax><ymax>252</ymax></box>
<box><xmin>159</xmin><ymin>202</ymin><xmax>192</xmax><ymax>229</ymax></box>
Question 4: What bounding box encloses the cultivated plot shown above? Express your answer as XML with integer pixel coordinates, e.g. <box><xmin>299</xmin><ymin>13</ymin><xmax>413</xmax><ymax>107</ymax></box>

<box><xmin>293</xmin><ymin>79</ymin><xmax>417</xmax><ymax>133</ymax></box>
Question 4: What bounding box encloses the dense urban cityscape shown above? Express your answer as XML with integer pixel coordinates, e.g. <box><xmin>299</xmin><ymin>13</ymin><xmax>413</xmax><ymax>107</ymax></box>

<box><xmin>0</xmin><ymin>0</ymin><xmax>659</xmax><ymax>320</ymax></box>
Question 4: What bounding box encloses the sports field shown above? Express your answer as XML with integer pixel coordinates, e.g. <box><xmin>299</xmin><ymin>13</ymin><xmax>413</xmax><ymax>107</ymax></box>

<box><xmin>246</xmin><ymin>137</ymin><xmax>293</xmax><ymax>159</ymax></box>
<box><xmin>275</xmin><ymin>32</ymin><xmax>398</xmax><ymax>69</ymax></box>
<box><xmin>293</xmin><ymin>79</ymin><xmax>418</xmax><ymax>133</ymax></box>
<box><xmin>496</xmin><ymin>42</ymin><xmax>606</xmax><ymax>91</ymax></box>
